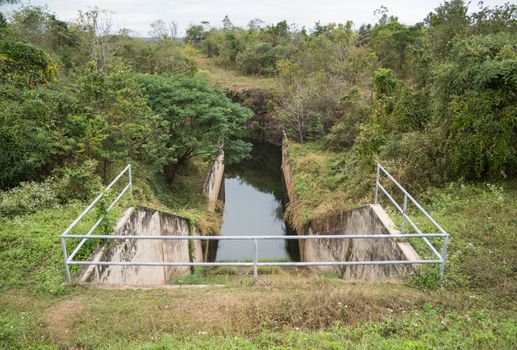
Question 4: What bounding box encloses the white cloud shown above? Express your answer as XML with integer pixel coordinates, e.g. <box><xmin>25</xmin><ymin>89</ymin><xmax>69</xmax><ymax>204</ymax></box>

<box><xmin>3</xmin><ymin>0</ymin><xmax>510</xmax><ymax>36</ymax></box>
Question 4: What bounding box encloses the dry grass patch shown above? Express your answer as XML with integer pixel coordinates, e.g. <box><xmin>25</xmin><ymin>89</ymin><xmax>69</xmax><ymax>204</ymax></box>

<box><xmin>38</xmin><ymin>277</ymin><xmax>430</xmax><ymax>344</ymax></box>
<box><xmin>193</xmin><ymin>57</ymin><xmax>279</xmax><ymax>92</ymax></box>
<box><xmin>44</xmin><ymin>297</ymin><xmax>86</xmax><ymax>343</ymax></box>
<box><xmin>2</xmin><ymin>275</ymin><xmax>515</xmax><ymax>349</ymax></box>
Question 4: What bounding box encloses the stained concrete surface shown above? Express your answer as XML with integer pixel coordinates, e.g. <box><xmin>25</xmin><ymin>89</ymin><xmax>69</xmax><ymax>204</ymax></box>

<box><xmin>79</xmin><ymin>207</ymin><xmax>191</xmax><ymax>286</ymax></box>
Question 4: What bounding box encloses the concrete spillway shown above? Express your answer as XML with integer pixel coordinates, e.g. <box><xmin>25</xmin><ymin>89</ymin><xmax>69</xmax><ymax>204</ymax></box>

<box><xmin>78</xmin><ymin>152</ymin><xmax>224</xmax><ymax>286</ymax></box>
<box><xmin>77</xmin><ymin>139</ymin><xmax>421</xmax><ymax>285</ymax></box>
<box><xmin>300</xmin><ymin>204</ymin><xmax>420</xmax><ymax>281</ymax></box>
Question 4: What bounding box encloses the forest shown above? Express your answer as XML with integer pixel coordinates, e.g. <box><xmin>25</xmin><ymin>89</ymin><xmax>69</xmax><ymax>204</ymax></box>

<box><xmin>1</xmin><ymin>1</ymin><xmax>515</xmax><ymax>215</ymax></box>
<box><xmin>0</xmin><ymin>4</ymin><xmax>254</xmax><ymax>220</ymax></box>
<box><xmin>186</xmin><ymin>2</ymin><xmax>516</xmax><ymax>186</ymax></box>
<box><xmin>0</xmin><ymin>0</ymin><xmax>516</xmax><ymax>349</ymax></box>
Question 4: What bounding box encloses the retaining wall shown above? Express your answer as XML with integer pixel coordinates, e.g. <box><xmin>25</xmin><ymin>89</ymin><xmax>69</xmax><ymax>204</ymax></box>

<box><xmin>78</xmin><ymin>206</ymin><xmax>191</xmax><ymax>286</ymax></box>
<box><xmin>80</xmin><ymin>152</ymin><xmax>226</xmax><ymax>286</ymax></box>
<box><xmin>203</xmin><ymin>151</ymin><xmax>225</xmax><ymax>211</ymax></box>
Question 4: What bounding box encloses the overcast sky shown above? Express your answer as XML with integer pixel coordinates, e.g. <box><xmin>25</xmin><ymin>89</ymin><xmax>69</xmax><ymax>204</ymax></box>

<box><xmin>3</xmin><ymin>0</ymin><xmax>510</xmax><ymax>36</ymax></box>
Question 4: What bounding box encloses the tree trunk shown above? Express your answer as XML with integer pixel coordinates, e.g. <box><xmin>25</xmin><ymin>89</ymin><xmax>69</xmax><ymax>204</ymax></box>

<box><xmin>163</xmin><ymin>149</ymin><xmax>194</xmax><ymax>184</ymax></box>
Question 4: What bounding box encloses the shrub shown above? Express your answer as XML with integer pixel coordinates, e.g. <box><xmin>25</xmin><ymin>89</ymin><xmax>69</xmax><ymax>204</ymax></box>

<box><xmin>0</xmin><ymin>39</ymin><xmax>57</xmax><ymax>88</ymax></box>
<box><xmin>0</xmin><ymin>160</ymin><xmax>103</xmax><ymax>218</ymax></box>
<box><xmin>0</xmin><ymin>179</ymin><xmax>59</xmax><ymax>217</ymax></box>
<box><xmin>236</xmin><ymin>42</ymin><xmax>280</xmax><ymax>75</ymax></box>
<box><xmin>52</xmin><ymin>160</ymin><xmax>103</xmax><ymax>202</ymax></box>
<box><xmin>373</xmin><ymin>67</ymin><xmax>397</xmax><ymax>97</ymax></box>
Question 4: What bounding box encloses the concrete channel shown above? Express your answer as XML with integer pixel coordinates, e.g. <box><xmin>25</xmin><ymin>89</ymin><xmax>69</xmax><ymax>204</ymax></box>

<box><xmin>78</xmin><ymin>140</ymin><xmax>421</xmax><ymax>286</ymax></box>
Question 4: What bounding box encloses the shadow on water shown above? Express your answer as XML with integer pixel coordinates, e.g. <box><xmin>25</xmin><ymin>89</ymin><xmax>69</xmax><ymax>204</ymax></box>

<box><xmin>209</xmin><ymin>141</ymin><xmax>299</xmax><ymax>262</ymax></box>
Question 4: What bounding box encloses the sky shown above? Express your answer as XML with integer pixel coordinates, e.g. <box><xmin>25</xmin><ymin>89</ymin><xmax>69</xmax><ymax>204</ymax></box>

<box><xmin>3</xmin><ymin>0</ymin><xmax>511</xmax><ymax>36</ymax></box>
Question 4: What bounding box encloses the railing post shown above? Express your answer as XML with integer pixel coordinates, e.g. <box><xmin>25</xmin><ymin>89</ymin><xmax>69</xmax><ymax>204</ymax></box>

<box><xmin>440</xmin><ymin>235</ymin><xmax>449</xmax><ymax>282</ymax></box>
<box><xmin>61</xmin><ymin>236</ymin><xmax>71</xmax><ymax>285</ymax></box>
<box><xmin>374</xmin><ymin>164</ymin><xmax>380</xmax><ymax>204</ymax></box>
<box><xmin>253</xmin><ymin>238</ymin><xmax>258</xmax><ymax>281</ymax></box>
<box><xmin>400</xmin><ymin>193</ymin><xmax>408</xmax><ymax>233</ymax></box>
<box><xmin>128</xmin><ymin>164</ymin><xmax>134</xmax><ymax>205</ymax></box>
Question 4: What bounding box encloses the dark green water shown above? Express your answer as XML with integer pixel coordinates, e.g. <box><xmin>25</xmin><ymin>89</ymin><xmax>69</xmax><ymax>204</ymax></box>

<box><xmin>212</xmin><ymin>142</ymin><xmax>299</xmax><ymax>262</ymax></box>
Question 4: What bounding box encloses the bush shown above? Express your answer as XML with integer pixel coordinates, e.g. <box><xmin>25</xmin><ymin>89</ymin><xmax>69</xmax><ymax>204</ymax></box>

<box><xmin>432</xmin><ymin>33</ymin><xmax>517</xmax><ymax>179</ymax></box>
<box><xmin>0</xmin><ymin>179</ymin><xmax>59</xmax><ymax>217</ymax></box>
<box><xmin>373</xmin><ymin>67</ymin><xmax>397</xmax><ymax>97</ymax></box>
<box><xmin>324</xmin><ymin>121</ymin><xmax>359</xmax><ymax>149</ymax></box>
<box><xmin>0</xmin><ymin>39</ymin><xmax>57</xmax><ymax>88</ymax></box>
<box><xmin>236</xmin><ymin>42</ymin><xmax>280</xmax><ymax>75</ymax></box>
<box><xmin>0</xmin><ymin>160</ymin><xmax>103</xmax><ymax>218</ymax></box>
<box><xmin>324</xmin><ymin>87</ymin><xmax>370</xmax><ymax>149</ymax></box>
<box><xmin>52</xmin><ymin>160</ymin><xmax>103</xmax><ymax>202</ymax></box>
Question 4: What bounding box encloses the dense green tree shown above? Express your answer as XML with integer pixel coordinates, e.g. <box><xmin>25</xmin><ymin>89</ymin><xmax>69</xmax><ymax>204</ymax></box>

<box><xmin>9</xmin><ymin>5</ymin><xmax>83</xmax><ymax>70</ymax></box>
<box><xmin>369</xmin><ymin>16</ymin><xmax>423</xmax><ymax>76</ymax></box>
<box><xmin>0</xmin><ymin>39</ymin><xmax>57</xmax><ymax>88</ymax></box>
<box><xmin>433</xmin><ymin>33</ymin><xmax>517</xmax><ymax>178</ymax></box>
<box><xmin>136</xmin><ymin>74</ymin><xmax>252</xmax><ymax>182</ymax></box>
<box><xmin>236</xmin><ymin>42</ymin><xmax>279</xmax><ymax>75</ymax></box>
<box><xmin>425</xmin><ymin>0</ymin><xmax>470</xmax><ymax>57</ymax></box>
<box><xmin>185</xmin><ymin>24</ymin><xmax>205</xmax><ymax>47</ymax></box>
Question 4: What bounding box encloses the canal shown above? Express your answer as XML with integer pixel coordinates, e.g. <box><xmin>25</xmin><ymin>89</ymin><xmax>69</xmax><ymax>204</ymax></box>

<box><xmin>212</xmin><ymin>141</ymin><xmax>299</xmax><ymax>262</ymax></box>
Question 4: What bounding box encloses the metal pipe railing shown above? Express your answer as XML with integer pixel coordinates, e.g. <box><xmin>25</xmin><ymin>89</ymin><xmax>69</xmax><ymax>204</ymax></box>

<box><xmin>376</xmin><ymin>164</ymin><xmax>447</xmax><ymax>235</ymax></box>
<box><xmin>64</xmin><ymin>233</ymin><xmax>447</xmax><ymax>241</ymax></box>
<box><xmin>67</xmin><ymin>183</ymin><xmax>131</xmax><ymax>262</ymax></box>
<box><xmin>67</xmin><ymin>259</ymin><xmax>442</xmax><ymax>267</ymax></box>
<box><xmin>60</xmin><ymin>162</ymin><xmax>449</xmax><ymax>284</ymax></box>
<box><xmin>377</xmin><ymin>182</ymin><xmax>443</xmax><ymax>260</ymax></box>
<box><xmin>374</xmin><ymin>164</ymin><xmax>449</xmax><ymax>278</ymax></box>
<box><xmin>63</xmin><ymin>232</ymin><xmax>447</xmax><ymax>282</ymax></box>
<box><xmin>60</xmin><ymin>164</ymin><xmax>132</xmax><ymax>284</ymax></box>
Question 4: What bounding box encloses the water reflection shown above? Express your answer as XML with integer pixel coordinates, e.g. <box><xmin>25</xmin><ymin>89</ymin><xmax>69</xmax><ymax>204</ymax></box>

<box><xmin>212</xmin><ymin>141</ymin><xmax>299</xmax><ymax>262</ymax></box>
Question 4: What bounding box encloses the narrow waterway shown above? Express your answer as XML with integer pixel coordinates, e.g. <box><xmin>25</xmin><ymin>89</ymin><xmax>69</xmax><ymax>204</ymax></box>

<box><xmin>212</xmin><ymin>141</ymin><xmax>299</xmax><ymax>262</ymax></box>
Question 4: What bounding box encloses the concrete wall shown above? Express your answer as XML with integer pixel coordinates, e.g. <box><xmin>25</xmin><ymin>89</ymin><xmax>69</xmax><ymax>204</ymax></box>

<box><xmin>280</xmin><ymin>138</ymin><xmax>302</xmax><ymax>232</ymax></box>
<box><xmin>281</xmin><ymin>136</ymin><xmax>419</xmax><ymax>281</ymax></box>
<box><xmin>79</xmin><ymin>206</ymin><xmax>191</xmax><ymax>286</ymax></box>
<box><xmin>203</xmin><ymin>151</ymin><xmax>225</xmax><ymax>212</ymax></box>
<box><xmin>304</xmin><ymin>205</ymin><xmax>419</xmax><ymax>281</ymax></box>
<box><xmin>78</xmin><ymin>152</ymin><xmax>226</xmax><ymax>286</ymax></box>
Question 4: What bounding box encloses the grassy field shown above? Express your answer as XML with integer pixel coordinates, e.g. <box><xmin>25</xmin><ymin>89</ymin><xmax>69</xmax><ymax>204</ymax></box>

<box><xmin>1</xmin><ymin>275</ymin><xmax>515</xmax><ymax>349</ymax></box>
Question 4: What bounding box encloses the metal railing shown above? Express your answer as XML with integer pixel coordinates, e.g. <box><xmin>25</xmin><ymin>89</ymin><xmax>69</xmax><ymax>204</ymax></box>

<box><xmin>374</xmin><ymin>164</ymin><xmax>449</xmax><ymax>278</ymax></box>
<box><xmin>60</xmin><ymin>163</ymin><xmax>449</xmax><ymax>284</ymax></box>
<box><xmin>60</xmin><ymin>164</ymin><xmax>132</xmax><ymax>284</ymax></box>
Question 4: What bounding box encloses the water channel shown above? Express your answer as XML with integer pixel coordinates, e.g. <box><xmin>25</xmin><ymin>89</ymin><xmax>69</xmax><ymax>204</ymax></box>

<box><xmin>212</xmin><ymin>141</ymin><xmax>299</xmax><ymax>262</ymax></box>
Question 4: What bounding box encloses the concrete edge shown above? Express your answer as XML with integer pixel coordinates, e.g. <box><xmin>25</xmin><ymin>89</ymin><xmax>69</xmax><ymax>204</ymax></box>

<box><xmin>203</xmin><ymin>151</ymin><xmax>225</xmax><ymax>211</ymax></box>
<box><xmin>370</xmin><ymin>204</ymin><xmax>421</xmax><ymax>262</ymax></box>
<box><xmin>74</xmin><ymin>207</ymin><xmax>135</xmax><ymax>283</ymax></box>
